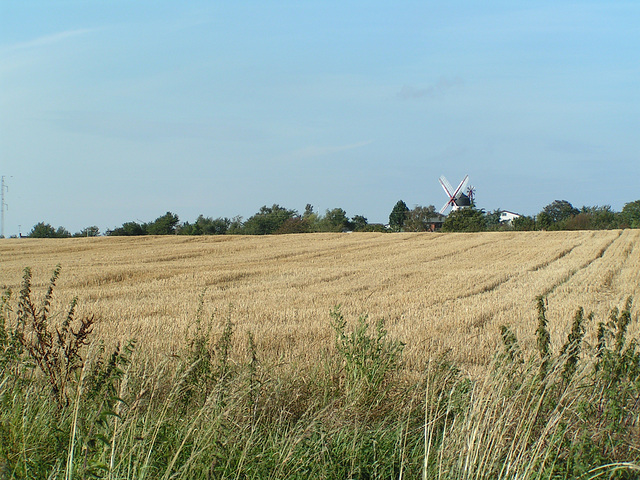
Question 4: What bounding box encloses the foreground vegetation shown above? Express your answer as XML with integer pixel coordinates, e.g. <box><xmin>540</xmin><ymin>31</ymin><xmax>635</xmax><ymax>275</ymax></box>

<box><xmin>1</xmin><ymin>268</ymin><xmax>639</xmax><ymax>478</ymax></box>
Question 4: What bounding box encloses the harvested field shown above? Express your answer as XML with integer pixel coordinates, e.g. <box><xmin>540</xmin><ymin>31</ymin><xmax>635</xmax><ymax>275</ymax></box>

<box><xmin>1</xmin><ymin>230</ymin><xmax>639</xmax><ymax>374</ymax></box>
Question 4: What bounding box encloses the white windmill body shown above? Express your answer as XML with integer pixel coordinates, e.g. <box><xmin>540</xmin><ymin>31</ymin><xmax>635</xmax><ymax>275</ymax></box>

<box><xmin>439</xmin><ymin>175</ymin><xmax>474</xmax><ymax>214</ymax></box>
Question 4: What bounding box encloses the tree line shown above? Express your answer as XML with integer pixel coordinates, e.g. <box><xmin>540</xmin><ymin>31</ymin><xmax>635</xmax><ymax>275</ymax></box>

<box><xmin>438</xmin><ymin>200</ymin><xmax>640</xmax><ymax>232</ymax></box>
<box><xmin>20</xmin><ymin>198</ymin><xmax>640</xmax><ymax>238</ymax></box>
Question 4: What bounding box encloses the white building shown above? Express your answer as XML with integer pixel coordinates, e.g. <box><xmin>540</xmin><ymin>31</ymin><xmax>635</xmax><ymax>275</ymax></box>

<box><xmin>499</xmin><ymin>211</ymin><xmax>521</xmax><ymax>225</ymax></box>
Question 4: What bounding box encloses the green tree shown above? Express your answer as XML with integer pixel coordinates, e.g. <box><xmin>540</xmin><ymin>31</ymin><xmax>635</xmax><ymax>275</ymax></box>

<box><xmin>177</xmin><ymin>221</ymin><xmax>198</xmax><ymax>235</ymax></box>
<box><xmin>204</xmin><ymin>216</ymin><xmax>231</xmax><ymax>235</ymax></box>
<box><xmin>563</xmin><ymin>206</ymin><xmax>617</xmax><ymax>230</ymax></box>
<box><xmin>146</xmin><ymin>212</ymin><xmax>180</xmax><ymax>235</ymax></box>
<box><xmin>242</xmin><ymin>205</ymin><xmax>297</xmax><ymax>235</ymax></box>
<box><xmin>179</xmin><ymin>215</ymin><xmax>230</xmax><ymax>235</ymax></box>
<box><xmin>587</xmin><ymin>205</ymin><xmax>617</xmax><ymax>230</ymax></box>
<box><xmin>55</xmin><ymin>226</ymin><xmax>72</xmax><ymax>238</ymax></box>
<box><xmin>441</xmin><ymin>207</ymin><xmax>486</xmax><ymax>232</ymax></box>
<box><xmin>320</xmin><ymin>208</ymin><xmax>353</xmax><ymax>232</ymax></box>
<box><xmin>540</xmin><ymin>200</ymin><xmax>579</xmax><ymax>229</ymax></box>
<box><xmin>28</xmin><ymin>222</ymin><xmax>56</xmax><ymax>238</ymax></box>
<box><xmin>588</xmin><ymin>205</ymin><xmax>618</xmax><ymax>230</ymax></box>
<box><xmin>403</xmin><ymin>205</ymin><xmax>443</xmax><ymax>232</ymax></box>
<box><xmin>301</xmin><ymin>204</ymin><xmax>320</xmax><ymax>231</ymax></box>
<box><xmin>512</xmin><ymin>215</ymin><xmax>536</xmax><ymax>231</ymax></box>
<box><xmin>303</xmin><ymin>204</ymin><xmax>314</xmax><ymax>218</ymax></box>
<box><xmin>535</xmin><ymin>211</ymin><xmax>553</xmax><ymax>230</ymax></box>
<box><xmin>351</xmin><ymin>215</ymin><xmax>368</xmax><ymax>232</ymax></box>
<box><xmin>28</xmin><ymin>222</ymin><xmax>71</xmax><ymax>238</ymax></box>
<box><xmin>564</xmin><ymin>213</ymin><xmax>592</xmax><ymax>230</ymax></box>
<box><xmin>361</xmin><ymin>223</ymin><xmax>388</xmax><ymax>232</ymax></box>
<box><xmin>274</xmin><ymin>217</ymin><xmax>311</xmax><ymax>234</ymax></box>
<box><xmin>107</xmin><ymin>221</ymin><xmax>146</xmax><ymax>236</ymax></box>
<box><xmin>620</xmin><ymin>200</ymin><xmax>640</xmax><ymax>228</ymax></box>
<box><xmin>227</xmin><ymin>216</ymin><xmax>244</xmax><ymax>235</ymax></box>
<box><xmin>389</xmin><ymin>200</ymin><xmax>409</xmax><ymax>232</ymax></box>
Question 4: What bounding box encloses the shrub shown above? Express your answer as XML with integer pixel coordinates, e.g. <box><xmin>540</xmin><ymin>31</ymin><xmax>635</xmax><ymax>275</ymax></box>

<box><xmin>329</xmin><ymin>306</ymin><xmax>404</xmax><ymax>407</ymax></box>
<box><xmin>492</xmin><ymin>296</ymin><xmax>640</xmax><ymax>478</ymax></box>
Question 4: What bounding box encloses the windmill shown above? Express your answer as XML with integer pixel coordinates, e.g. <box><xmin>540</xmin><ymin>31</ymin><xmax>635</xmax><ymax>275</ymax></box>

<box><xmin>439</xmin><ymin>175</ymin><xmax>474</xmax><ymax>214</ymax></box>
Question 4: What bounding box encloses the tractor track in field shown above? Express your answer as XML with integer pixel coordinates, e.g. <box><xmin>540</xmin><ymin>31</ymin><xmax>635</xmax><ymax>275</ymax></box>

<box><xmin>442</xmin><ymin>231</ymin><xmax>624</xmax><ymax>320</ymax></box>
<box><xmin>431</xmin><ymin>232</ymin><xmax>623</xmax><ymax>341</ymax></box>
<box><xmin>416</xmin><ymin>236</ymin><xmax>508</xmax><ymax>265</ymax></box>
<box><xmin>538</xmin><ymin>230</ymin><xmax>622</xmax><ymax>298</ymax></box>
<box><xmin>528</xmin><ymin>245</ymin><xmax>578</xmax><ymax>272</ymax></box>
<box><xmin>455</xmin><ymin>274</ymin><xmax>513</xmax><ymax>300</ymax></box>
<box><xmin>600</xmin><ymin>231</ymin><xmax>637</xmax><ymax>290</ymax></box>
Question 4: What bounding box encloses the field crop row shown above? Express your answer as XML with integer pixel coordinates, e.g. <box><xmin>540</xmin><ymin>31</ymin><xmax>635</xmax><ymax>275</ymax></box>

<box><xmin>1</xmin><ymin>230</ymin><xmax>638</xmax><ymax>374</ymax></box>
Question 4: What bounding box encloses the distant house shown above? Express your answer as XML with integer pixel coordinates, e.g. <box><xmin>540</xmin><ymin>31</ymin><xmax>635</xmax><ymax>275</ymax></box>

<box><xmin>426</xmin><ymin>215</ymin><xmax>445</xmax><ymax>232</ymax></box>
<box><xmin>499</xmin><ymin>211</ymin><xmax>521</xmax><ymax>225</ymax></box>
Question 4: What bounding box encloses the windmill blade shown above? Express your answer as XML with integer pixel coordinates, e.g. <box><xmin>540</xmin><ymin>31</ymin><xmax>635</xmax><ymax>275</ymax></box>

<box><xmin>439</xmin><ymin>201</ymin><xmax>452</xmax><ymax>214</ymax></box>
<box><xmin>439</xmin><ymin>176</ymin><xmax>454</xmax><ymax>198</ymax></box>
<box><xmin>451</xmin><ymin>175</ymin><xmax>469</xmax><ymax>200</ymax></box>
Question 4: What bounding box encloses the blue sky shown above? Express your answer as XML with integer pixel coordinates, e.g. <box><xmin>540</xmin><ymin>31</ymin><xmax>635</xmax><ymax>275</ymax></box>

<box><xmin>1</xmin><ymin>1</ymin><xmax>638</xmax><ymax>236</ymax></box>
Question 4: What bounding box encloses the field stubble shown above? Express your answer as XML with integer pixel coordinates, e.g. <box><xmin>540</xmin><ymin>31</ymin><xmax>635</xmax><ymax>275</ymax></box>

<box><xmin>1</xmin><ymin>230</ymin><xmax>638</xmax><ymax>375</ymax></box>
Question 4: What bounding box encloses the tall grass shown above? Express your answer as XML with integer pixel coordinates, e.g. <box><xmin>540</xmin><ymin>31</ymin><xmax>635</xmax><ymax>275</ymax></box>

<box><xmin>1</xmin><ymin>267</ymin><xmax>639</xmax><ymax>478</ymax></box>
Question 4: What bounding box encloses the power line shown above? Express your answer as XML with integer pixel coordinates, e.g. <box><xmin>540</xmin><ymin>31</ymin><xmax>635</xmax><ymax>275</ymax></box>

<box><xmin>1</xmin><ymin>175</ymin><xmax>11</xmax><ymax>238</ymax></box>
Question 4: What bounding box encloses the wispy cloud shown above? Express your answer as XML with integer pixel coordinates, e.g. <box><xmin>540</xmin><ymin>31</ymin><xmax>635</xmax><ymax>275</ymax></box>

<box><xmin>397</xmin><ymin>77</ymin><xmax>462</xmax><ymax>100</ymax></box>
<box><xmin>4</xmin><ymin>29</ymin><xmax>95</xmax><ymax>52</ymax></box>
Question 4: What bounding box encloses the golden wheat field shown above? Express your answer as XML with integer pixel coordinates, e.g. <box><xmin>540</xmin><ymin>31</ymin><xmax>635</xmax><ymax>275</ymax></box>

<box><xmin>1</xmin><ymin>230</ymin><xmax>639</xmax><ymax>375</ymax></box>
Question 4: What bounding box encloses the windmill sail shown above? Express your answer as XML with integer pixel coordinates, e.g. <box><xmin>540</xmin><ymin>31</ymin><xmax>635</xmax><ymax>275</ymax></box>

<box><xmin>439</xmin><ymin>175</ymin><xmax>470</xmax><ymax>214</ymax></box>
